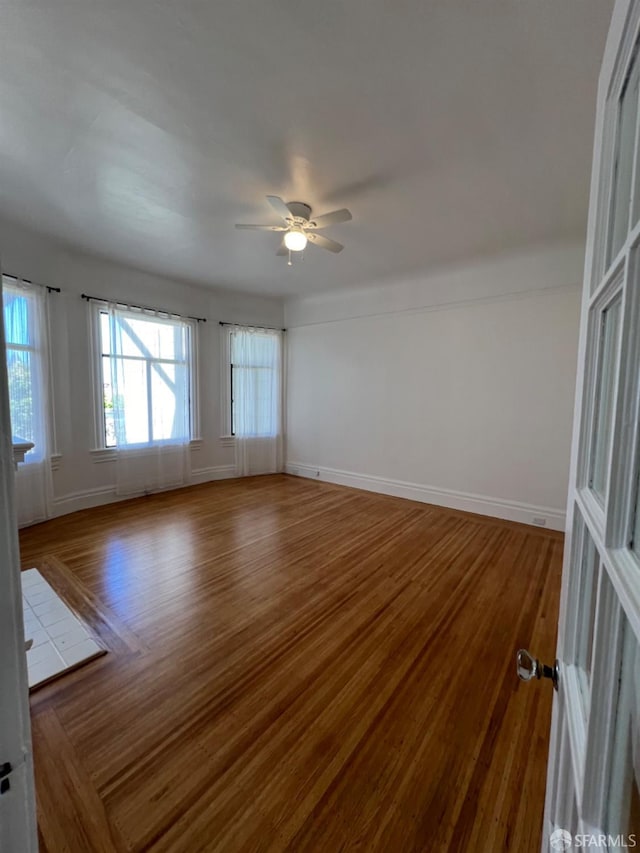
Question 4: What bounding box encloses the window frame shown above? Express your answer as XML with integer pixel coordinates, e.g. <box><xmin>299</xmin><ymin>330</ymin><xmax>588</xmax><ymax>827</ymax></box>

<box><xmin>91</xmin><ymin>304</ymin><xmax>197</xmax><ymax>451</ymax></box>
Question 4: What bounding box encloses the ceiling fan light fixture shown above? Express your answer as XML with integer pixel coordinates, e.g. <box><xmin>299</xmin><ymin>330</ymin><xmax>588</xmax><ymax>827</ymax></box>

<box><xmin>284</xmin><ymin>228</ymin><xmax>307</xmax><ymax>252</ymax></box>
<box><xmin>235</xmin><ymin>196</ymin><xmax>350</xmax><ymax>257</ymax></box>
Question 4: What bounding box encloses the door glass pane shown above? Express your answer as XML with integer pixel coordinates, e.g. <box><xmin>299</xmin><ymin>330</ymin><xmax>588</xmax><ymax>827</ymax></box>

<box><xmin>576</xmin><ymin>535</ymin><xmax>599</xmax><ymax>690</ymax></box>
<box><xmin>552</xmin><ymin>718</ymin><xmax>578</xmax><ymax>838</ymax></box>
<box><xmin>630</xmin><ymin>399</ymin><xmax>640</xmax><ymax>554</ymax></box>
<box><xmin>632</xmin><ymin>466</ymin><xmax>640</xmax><ymax>557</ymax></box>
<box><xmin>568</xmin><ymin>516</ymin><xmax>600</xmax><ymax>719</ymax></box>
<box><xmin>633</xmin><ymin>53</ymin><xmax>640</xmax><ymax>229</ymax></box>
<box><xmin>606</xmin><ymin>618</ymin><xmax>640</xmax><ymax>845</ymax></box>
<box><xmin>590</xmin><ymin>294</ymin><xmax>623</xmax><ymax>502</ymax></box>
<box><xmin>608</xmin><ymin>49</ymin><xmax>640</xmax><ymax>267</ymax></box>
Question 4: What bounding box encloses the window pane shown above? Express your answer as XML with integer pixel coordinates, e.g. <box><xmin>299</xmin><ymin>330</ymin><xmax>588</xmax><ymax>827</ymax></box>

<box><xmin>99</xmin><ymin>309</ymin><xmax>192</xmax><ymax>448</ymax></box>
<box><xmin>6</xmin><ymin>347</ymin><xmax>34</xmax><ymax>441</ymax></box>
<box><xmin>150</xmin><ymin>362</ymin><xmax>189</xmax><ymax>441</ymax></box>
<box><xmin>114</xmin><ymin>313</ymin><xmax>186</xmax><ymax>361</ymax></box>
<box><xmin>231</xmin><ymin>332</ymin><xmax>277</xmax><ymax>367</ymax></box>
<box><xmin>3</xmin><ymin>284</ymin><xmax>44</xmax><ymax>461</ymax></box>
<box><xmin>229</xmin><ymin>329</ymin><xmax>280</xmax><ymax>439</ymax></box>
<box><xmin>608</xmin><ymin>51</ymin><xmax>640</xmax><ymax>266</ymax></box>
<box><xmin>100</xmin><ymin>312</ymin><xmax>111</xmax><ymax>355</ymax></box>
<box><xmin>112</xmin><ymin>358</ymin><xmax>149</xmax><ymax>445</ymax></box>
<box><xmin>102</xmin><ymin>355</ymin><xmax>116</xmax><ymax>447</ymax></box>
<box><xmin>590</xmin><ymin>294</ymin><xmax>623</xmax><ymax>501</ymax></box>
<box><xmin>3</xmin><ymin>290</ymin><xmax>32</xmax><ymax>346</ymax></box>
<box><xmin>233</xmin><ymin>366</ymin><xmax>276</xmax><ymax>436</ymax></box>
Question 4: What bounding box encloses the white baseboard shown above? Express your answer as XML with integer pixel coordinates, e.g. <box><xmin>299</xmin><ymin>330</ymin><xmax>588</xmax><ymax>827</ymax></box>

<box><xmin>189</xmin><ymin>464</ymin><xmax>238</xmax><ymax>485</ymax></box>
<box><xmin>285</xmin><ymin>462</ymin><xmax>566</xmax><ymax>531</ymax></box>
<box><xmin>46</xmin><ymin>465</ymin><xmax>239</xmax><ymax>520</ymax></box>
<box><xmin>49</xmin><ymin>485</ymin><xmax>126</xmax><ymax>518</ymax></box>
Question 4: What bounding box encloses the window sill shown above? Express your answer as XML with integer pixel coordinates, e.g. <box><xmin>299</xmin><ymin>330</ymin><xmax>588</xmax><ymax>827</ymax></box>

<box><xmin>12</xmin><ymin>438</ymin><xmax>35</xmax><ymax>469</ymax></box>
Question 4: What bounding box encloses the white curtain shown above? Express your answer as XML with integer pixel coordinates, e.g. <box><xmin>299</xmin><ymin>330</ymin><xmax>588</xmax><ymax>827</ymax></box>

<box><xmin>2</xmin><ymin>278</ymin><xmax>52</xmax><ymax>526</ymax></box>
<box><xmin>231</xmin><ymin>327</ymin><xmax>283</xmax><ymax>476</ymax></box>
<box><xmin>103</xmin><ymin>304</ymin><xmax>193</xmax><ymax>496</ymax></box>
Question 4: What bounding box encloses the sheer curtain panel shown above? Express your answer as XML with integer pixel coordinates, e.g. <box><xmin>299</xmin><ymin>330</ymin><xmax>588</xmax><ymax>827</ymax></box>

<box><xmin>231</xmin><ymin>327</ymin><xmax>283</xmax><ymax>476</ymax></box>
<box><xmin>2</xmin><ymin>277</ymin><xmax>52</xmax><ymax>526</ymax></box>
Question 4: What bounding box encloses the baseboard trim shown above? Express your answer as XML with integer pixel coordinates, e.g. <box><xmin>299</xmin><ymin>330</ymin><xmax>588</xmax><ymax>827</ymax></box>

<box><xmin>189</xmin><ymin>465</ymin><xmax>238</xmax><ymax>485</ymax></box>
<box><xmin>45</xmin><ymin>465</ymin><xmax>239</xmax><ymax>520</ymax></box>
<box><xmin>285</xmin><ymin>462</ymin><xmax>566</xmax><ymax>531</ymax></box>
<box><xmin>49</xmin><ymin>486</ymin><xmax>122</xmax><ymax>518</ymax></box>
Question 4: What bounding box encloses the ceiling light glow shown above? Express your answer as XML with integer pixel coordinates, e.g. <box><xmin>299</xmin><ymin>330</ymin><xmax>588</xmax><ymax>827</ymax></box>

<box><xmin>284</xmin><ymin>229</ymin><xmax>307</xmax><ymax>252</ymax></box>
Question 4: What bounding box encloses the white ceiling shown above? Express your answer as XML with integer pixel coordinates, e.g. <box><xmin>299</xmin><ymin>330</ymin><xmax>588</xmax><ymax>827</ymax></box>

<box><xmin>0</xmin><ymin>1</ymin><xmax>612</xmax><ymax>297</ymax></box>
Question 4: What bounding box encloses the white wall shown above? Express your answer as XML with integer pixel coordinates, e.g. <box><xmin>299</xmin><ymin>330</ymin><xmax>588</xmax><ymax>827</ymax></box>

<box><xmin>3</xmin><ymin>217</ymin><xmax>582</xmax><ymax>530</ymax></box>
<box><xmin>285</xmin><ymin>243</ymin><xmax>583</xmax><ymax>530</ymax></box>
<box><xmin>0</xmin><ymin>217</ymin><xmax>284</xmax><ymax>519</ymax></box>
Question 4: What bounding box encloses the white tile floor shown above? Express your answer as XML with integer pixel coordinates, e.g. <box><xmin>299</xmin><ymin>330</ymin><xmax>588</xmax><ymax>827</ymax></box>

<box><xmin>21</xmin><ymin>568</ymin><xmax>103</xmax><ymax>688</ymax></box>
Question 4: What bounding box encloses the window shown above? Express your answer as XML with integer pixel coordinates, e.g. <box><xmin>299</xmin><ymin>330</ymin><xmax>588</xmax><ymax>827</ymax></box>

<box><xmin>97</xmin><ymin>307</ymin><xmax>193</xmax><ymax>448</ymax></box>
<box><xmin>2</xmin><ymin>279</ymin><xmax>47</xmax><ymax>461</ymax></box>
<box><xmin>228</xmin><ymin>327</ymin><xmax>281</xmax><ymax>437</ymax></box>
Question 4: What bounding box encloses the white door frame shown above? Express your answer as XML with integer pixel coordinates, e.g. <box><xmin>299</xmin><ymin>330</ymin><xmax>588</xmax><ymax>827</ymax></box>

<box><xmin>0</xmin><ymin>270</ymin><xmax>38</xmax><ymax>851</ymax></box>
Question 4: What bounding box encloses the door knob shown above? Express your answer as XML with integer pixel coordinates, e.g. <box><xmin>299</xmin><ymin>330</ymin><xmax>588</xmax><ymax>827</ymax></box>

<box><xmin>517</xmin><ymin>649</ymin><xmax>559</xmax><ymax>691</ymax></box>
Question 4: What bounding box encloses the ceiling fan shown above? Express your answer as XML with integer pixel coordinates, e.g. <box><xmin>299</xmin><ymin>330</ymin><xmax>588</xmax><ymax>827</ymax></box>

<box><xmin>235</xmin><ymin>196</ymin><xmax>352</xmax><ymax>264</ymax></box>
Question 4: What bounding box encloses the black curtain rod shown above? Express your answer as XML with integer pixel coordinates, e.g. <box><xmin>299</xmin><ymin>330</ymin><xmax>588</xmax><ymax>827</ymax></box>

<box><xmin>81</xmin><ymin>293</ymin><xmax>206</xmax><ymax>323</ymax></box>
<box><xmin>3</xmin><ymin>272</ymin><xmax>61</xmax><ymax>293</ymax></box>
<box><xmin>219</xmin><ymin>321</ymin><xmax>286</xmax><ymax>332</ymax></box>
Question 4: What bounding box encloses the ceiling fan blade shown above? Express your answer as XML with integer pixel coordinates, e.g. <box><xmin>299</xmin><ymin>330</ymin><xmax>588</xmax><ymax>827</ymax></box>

<box><xmin>307</xmin><ymin>233</ymin><xmax>344</xmax><ymax>253</ymax></box>
<box><xmin>235</xmin><ymin>224</ymin><xmax>287</xmax><ymax>231</ymax></box>
<box><xmin>266</xmin><ymin>195</ymin><xmax>293</xmax><ymax>222</ymax></box>
<box><xmin>306</xmin><ymin>208</ymin><xmax>352</xmax><ymax>229</ymax></box>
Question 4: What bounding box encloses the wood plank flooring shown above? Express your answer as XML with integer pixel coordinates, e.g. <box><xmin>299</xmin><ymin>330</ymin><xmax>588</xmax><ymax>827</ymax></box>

<box><xmin>19</xmin><ymin>474</ymin><xmax>563</xmax><ymax>852</ymax></box>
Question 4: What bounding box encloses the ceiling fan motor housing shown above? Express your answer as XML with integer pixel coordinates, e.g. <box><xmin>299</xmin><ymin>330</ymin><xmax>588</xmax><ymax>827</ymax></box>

<box><xmin>286</xmin><ymin>201</ymin><xmax>312</xmax><ymax>222</ymax></box>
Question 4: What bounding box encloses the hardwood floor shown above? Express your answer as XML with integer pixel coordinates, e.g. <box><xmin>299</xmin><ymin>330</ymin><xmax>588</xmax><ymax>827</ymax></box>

<box><xmin>19</xmin><ymin>475</ymin><xmax>562</xmax><ymax>852</ymax></box>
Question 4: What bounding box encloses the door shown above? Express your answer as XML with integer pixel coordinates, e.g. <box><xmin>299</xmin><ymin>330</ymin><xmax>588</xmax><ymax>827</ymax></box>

<box><xmin>542</xmin><ymin>1</ymin><xmax>640</xmax><ymax>848</ymax></box>
<box><xmin>0</xmin><ymin>270</ymin><xmax>38</xmax><ymax>851</ymax></box>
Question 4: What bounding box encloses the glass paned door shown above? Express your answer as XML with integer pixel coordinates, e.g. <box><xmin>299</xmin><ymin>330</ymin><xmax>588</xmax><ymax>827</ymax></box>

<box><xmin>544</xmin><ymin>4</ymin><xmax>640</xmax><ymax>850</ymax></box>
